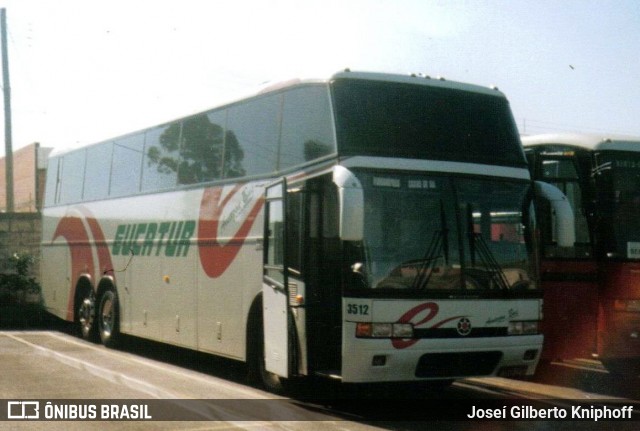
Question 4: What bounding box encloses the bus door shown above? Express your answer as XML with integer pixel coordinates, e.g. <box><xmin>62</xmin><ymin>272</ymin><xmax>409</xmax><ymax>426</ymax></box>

<box><xmin>262</xmin><ymin>179</ymin><xmax>290</xmax><ymax>378</ymax></box>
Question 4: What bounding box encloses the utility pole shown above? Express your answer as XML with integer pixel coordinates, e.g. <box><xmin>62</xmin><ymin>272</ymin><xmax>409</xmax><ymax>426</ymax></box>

<box><xmin>1</xmin><ymin>8</ymin><xmax>13</xmax><ymax>212</ymax></box>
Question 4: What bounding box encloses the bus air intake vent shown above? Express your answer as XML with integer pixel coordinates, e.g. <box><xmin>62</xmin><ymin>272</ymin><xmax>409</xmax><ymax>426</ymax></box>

<box><xmin>415</xmin><ymin>351</ymin><xmax>503</xmax><ymax>378</ymax></box>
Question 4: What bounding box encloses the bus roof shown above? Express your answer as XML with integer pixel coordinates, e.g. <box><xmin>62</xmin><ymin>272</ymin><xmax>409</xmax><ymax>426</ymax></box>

<box><xmin>345</xmin><ymin>70</ymin><xmax>505</xmax><ymax>95</ymax></box>
<box><xmin>522</xmin><ymin>133</ymin><xmax>640</xmax><ymax>152</ymax></box>
<box><xmin>49</xmin><ymin>70</ymin><xmax>506</xmax><ymax>158</ymax></box>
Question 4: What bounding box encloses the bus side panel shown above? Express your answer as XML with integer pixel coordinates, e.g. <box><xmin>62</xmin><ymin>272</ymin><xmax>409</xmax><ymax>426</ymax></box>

<box><xmin>541</xmin><ymin>279</ymin><xmax>598</xmax><ymax>361</ymax></box>
<box><xmin>196</xmin><ymin>236</ymin><xmax>263</xmax><ymax>359</ymax></box>
<box><xmin>127</xmin><ymin>253</ymin><xmax>163</xmax><ymax>340</ymax></box>
<box><xmin>539</xmin><ymin>260</ymin><xmax>598</xmax><ymax>361</ymax></box>
<box><xmin>196</xmin><ymin>183</ymin><xmax>266</xmax><ymax>360</ymax></box>
<box><xmin>41</xmin><ymin>206</ymin><xmax>102</xmax><ymax>323</ymax></box>
<box><xmin>69</xmin><ymin>193</ymin><xmax>202</xmax><ymax>349</ymax></box>
<box><xmin>598</xmin><ymin>261</ymin><xmax>640</xmax><ymax>360</ymax></box>
<box><xmin>158</xmin><ymin>248</ymin><xmax>198</xmax><ymax>348</ymax></box>
<box><xmin>41</xmin><ymin>209</ymin><xmax>72</xmax><ymax>321</ymax></box>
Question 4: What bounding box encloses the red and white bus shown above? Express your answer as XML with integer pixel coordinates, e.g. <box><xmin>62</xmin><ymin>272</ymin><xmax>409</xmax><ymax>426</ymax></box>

<box><xmin>41</xmin><ymin>70</ymin><xmax>543</xmax><ymax>392</ymax></box>
<box><xmin>524</xmin><ymin>133</ymin><xmax>640</xmax><ymax>376</ymax></box>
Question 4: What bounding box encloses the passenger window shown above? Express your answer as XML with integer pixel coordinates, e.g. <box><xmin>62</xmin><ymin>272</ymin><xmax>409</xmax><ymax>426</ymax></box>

<box><xmin>84</xmin><ymin>142</ymin><xmax>113</xmax><ymax>201</ymax></box>
<box><xmin>539</xmin><ymin>156</ymin><xmax>591</xmax><ymax>258</ymax></box>
<box><xmin>178</xmin><ymin>110</ymin><xmax>226</xmax><ymax>185</ymax></box>
<box><xmin>226</xmin><ymin>95</ymin><xmax>280</xmax><ymax>178</ymax></box>
<box><xmin>60</xmin><ymin>150</ymin><xmax>86</xmax><ymax>204</ymax></box>
<box><xmin>110</xmin><ymin>133</ymin><xmax>144</xmax><ymax>197</ymax></box>
<box><xmin>280</xmin><ymin>86</ymin><xmax>336</xmax><ymax>170</ymax></box>
<box><xmin>142</xmin><ymin>124</ymin><xmax>179</xmax><ymax>192</ymax></box>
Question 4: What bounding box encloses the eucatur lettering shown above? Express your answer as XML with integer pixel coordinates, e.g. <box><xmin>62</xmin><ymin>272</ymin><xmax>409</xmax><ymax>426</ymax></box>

<box><xmin>112</xmin><ymin>221</ymin><xmax>196</xmax><ymax>257</ymax></box>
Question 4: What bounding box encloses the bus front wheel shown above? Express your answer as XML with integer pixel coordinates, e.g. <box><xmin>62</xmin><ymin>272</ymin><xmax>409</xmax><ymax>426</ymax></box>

<box><xmin>97</xmin><ymin>287</ymin><xmax>120</xmax><ymax>348</ymax></box>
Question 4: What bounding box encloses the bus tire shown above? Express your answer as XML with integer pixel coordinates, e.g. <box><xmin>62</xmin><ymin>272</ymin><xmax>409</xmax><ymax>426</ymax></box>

<box><xmin>97</xmin><ymin>287</ymin><xmax>120</xmax><ymax>348</ymax></box>
<box><xmin>75</xmin><ymin>282</ymin><xmax>97</xmax><ymax>342</ymax></box>
<box><xmin>259</xmin><ymin>354</ymin><xmax>286</xmax><ymax>394</ymax></box>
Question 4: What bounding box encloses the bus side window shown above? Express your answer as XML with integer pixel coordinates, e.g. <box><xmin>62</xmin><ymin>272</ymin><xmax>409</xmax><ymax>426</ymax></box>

<box><xmin>322</xmin><ymin>183</ymin><xmax>339</xmax><ymax>239</ymax></box>
<box><xmin>84</xmin><ymin>142</ymin><xmax>113</xmax><ymax>201</ymax></box>
<box><xmin>142</xmin><ymin>124</ymin><xmax>179</xmax><ymax>192</ymax></box>
<box><xmin>227</xmin><ymin>94</ymin><xmax>280</xmax><ymax>178</ymax></box>
<box><xmin>280</xmin><ymin>85</ymin><xmax>336</xmax><ymax>170</ymax></box>
<box><xmin>286</xmin><ymin>190</ymin><xmax>304</xmax><ymax>274</ymax></box>
<box><xmin>60</xmin><ymin>149</ymin><xmax>86</xmax><ymax>204</ymax></box>
<box><xmin>178</xmin><ymin>110</ymin><xmax>226</xmax><ymax>185</ymax></box>
<box><xmin>539</xmin><ymin>157</ymin><xmax>591</xmax><ymax>258</ymax></box>
<box><xmin>110</xmin><ymin>133</ymin><xmax>144</xmax><ymax>197</ymax></box>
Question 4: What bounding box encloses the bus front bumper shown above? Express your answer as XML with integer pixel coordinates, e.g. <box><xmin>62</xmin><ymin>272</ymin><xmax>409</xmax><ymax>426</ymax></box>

<box><xmin>340</xmin><ymin>333</ymin><xmax>543</xmax><ymax>383</ymax></box>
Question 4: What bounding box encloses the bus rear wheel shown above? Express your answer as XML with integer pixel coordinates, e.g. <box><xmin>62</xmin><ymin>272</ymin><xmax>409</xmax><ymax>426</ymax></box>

<box><xmin>97</xmin><ymin>288</ymin><xmax>120</xmax><ymax>348</ymax></box>
<box><xmin>77</xmin><ymin>294</ymin><xmax>96</xmax><ymax>341</ymax></box>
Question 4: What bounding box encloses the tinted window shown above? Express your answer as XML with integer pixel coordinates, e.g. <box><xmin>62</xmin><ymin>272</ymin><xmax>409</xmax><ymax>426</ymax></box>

<box><xmin>142</xmin><ymin>124</ymin><xmax>179</xmax><ymax>192</ymax></box>
<box><xmin>279</xmin><ymin>85</ymin><xmax>336</xmax><ymax>170</ymax></box>
<box><xmin>110</xmin><ymin>133</ymin><xmax>144</xmax><ymax>197</ymax></box>
<box><xmin>178</xmin><ymin>110</ymin><xmax>226</xmax><ymax>185</ymax></box>
<box><xmin>60</xmin><ymin>150</ymin><xmax>86</xmax><ymax>204</ymax></box>
<box><xmin>84</xmin><ymin>142</ymin><xmax>113</xmax><ymax>201</ymax></box>
<box><xmin>226</xmin><ymin>94</ymin><xmax>280</xmax><ymax>178</ymax></box>
<box><xmin>332</xmin><ymin>79</ymin><xmax>525</xmax><ymax>167</ymax></box>
<box><xmin>594</xmin><ymin>151</ymin><xmax>640</xmax><ymax>259</ymax></box>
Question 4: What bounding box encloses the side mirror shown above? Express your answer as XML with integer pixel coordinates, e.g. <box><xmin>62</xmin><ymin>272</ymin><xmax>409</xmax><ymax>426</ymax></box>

<box><xmin>534</xmin><ymin>181</ymin><xmax>576</xmax><ymax>248</ymax></box>
<box><xmin>333</xmin><ymin>166</ymin><xmax>364</xmax><ymax>241</ymax></box>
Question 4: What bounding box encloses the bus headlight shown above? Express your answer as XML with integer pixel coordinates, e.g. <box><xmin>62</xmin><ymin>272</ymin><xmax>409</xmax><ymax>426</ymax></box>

<box><xmin>614</xmin><ymin>300</ymin><xmax>640</xmax><ymax>312</ymax></box>
<box><xmin>392</xmin><ymin>323</ymin><xmax>414</xmax><ymax>338</ymax></box>
<box><xmin>508</xmin><ymin>321</ymin><xmax>540</xmax><ymax>335</ymax></box>
<box><xmin>356</xmin><ymin>322</ymin><xmax>414</xmax><ymax>338</ymax></box>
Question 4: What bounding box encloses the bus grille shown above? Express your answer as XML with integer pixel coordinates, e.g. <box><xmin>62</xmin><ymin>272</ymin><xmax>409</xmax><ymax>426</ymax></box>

<box><xmin>415</xmin><ymin>351</ymin><xmax>503</xmax><ymax>378</ymax></box>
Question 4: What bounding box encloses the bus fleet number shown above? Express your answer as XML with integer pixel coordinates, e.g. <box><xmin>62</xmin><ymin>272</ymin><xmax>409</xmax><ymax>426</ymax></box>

<box><xmin>347</xmin><ymin>304</ymin><xmax>369</xmax><ymax>316</ymax></box>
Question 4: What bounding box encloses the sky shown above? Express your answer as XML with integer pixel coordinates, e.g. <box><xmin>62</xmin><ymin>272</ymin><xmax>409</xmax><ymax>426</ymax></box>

<box><xmin>0</xmin><ymin>0</ymin><xmax>638</xmax><ymax>156</ymax></box>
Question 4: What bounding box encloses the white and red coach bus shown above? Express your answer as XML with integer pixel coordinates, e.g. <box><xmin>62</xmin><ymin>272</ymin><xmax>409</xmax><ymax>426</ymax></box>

<box><xmin>524</xmin><ymin>133</ymin><xmax>640</xmax><ymax>376</ymax></box>
<box><xmin>41</xmin><ymin>70</ymin><xmax>543</xmax><ymax>392</ymax></box>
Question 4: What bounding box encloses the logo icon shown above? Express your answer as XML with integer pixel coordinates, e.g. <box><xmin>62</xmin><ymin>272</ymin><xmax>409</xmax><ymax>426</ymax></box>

<box><xmin>456</xmin><ymin>317</ymin><xmax>472</xmax><ymax>336</ymax></box>
<box><xmin>7</xmin><ymin>401</ymin><xmax>40</xmax><ymax>419</ymax></box>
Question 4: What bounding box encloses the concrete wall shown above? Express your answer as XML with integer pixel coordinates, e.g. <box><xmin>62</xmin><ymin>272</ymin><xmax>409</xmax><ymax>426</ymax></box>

<box><xmin>0</xmin><ymin>143</ymin><xmax>51</xmax><ymax>213</ymax></box>
<box><xmin>0</xmin><ymin>143</ymin><xmax>50</xmax><ymax>282</ymax></box>
<box><xmin>0</xmin><ymin>212</ymin><xmax>41</xmax><ymax>281</ymax></box>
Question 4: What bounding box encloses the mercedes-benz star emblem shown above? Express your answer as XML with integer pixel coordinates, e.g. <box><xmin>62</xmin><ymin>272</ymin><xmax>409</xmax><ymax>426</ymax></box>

<box><xmin>457</xmin><ymin>317</ymin><xmax>472</xmax><ymax>336</ymax></box>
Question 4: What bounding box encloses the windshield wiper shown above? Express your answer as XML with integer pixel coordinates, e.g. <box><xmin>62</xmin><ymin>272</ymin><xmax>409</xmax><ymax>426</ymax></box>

<box><xmin>465</xmin><ymin>204</ymin><xmax>510</xmax><ymax>290</ymax></box>
<box><xmin>412</xmin><ymin>200</ymin><xmax>449</xmax><ymax>289</ymax></box>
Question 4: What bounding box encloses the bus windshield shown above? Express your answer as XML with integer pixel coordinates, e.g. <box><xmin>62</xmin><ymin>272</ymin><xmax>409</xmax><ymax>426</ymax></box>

<box><xmin>331</xmin><ymin>78</ymin><xmax>526</xmax><ymax>168</ymax></box>
<box><xmin>594</xmin><ymin>151</ymin><xmax>640</xmax><ymax>259</ymax></box>
<box><xmin>353</xmin><ymin>171</ymin><xmax>537</xmax><ymax>293</ymax></box>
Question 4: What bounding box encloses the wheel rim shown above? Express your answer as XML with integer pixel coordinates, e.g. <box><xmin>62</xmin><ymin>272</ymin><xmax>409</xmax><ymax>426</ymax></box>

<box><xmin>78</xmin><ymin>297</ymin><xmax>94</xmax><ymax>337</ymax></box>
<box><xmin>100</xmin><ymin>292</ymin><xmax>115</xmax><ymax>338</ymax></box>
